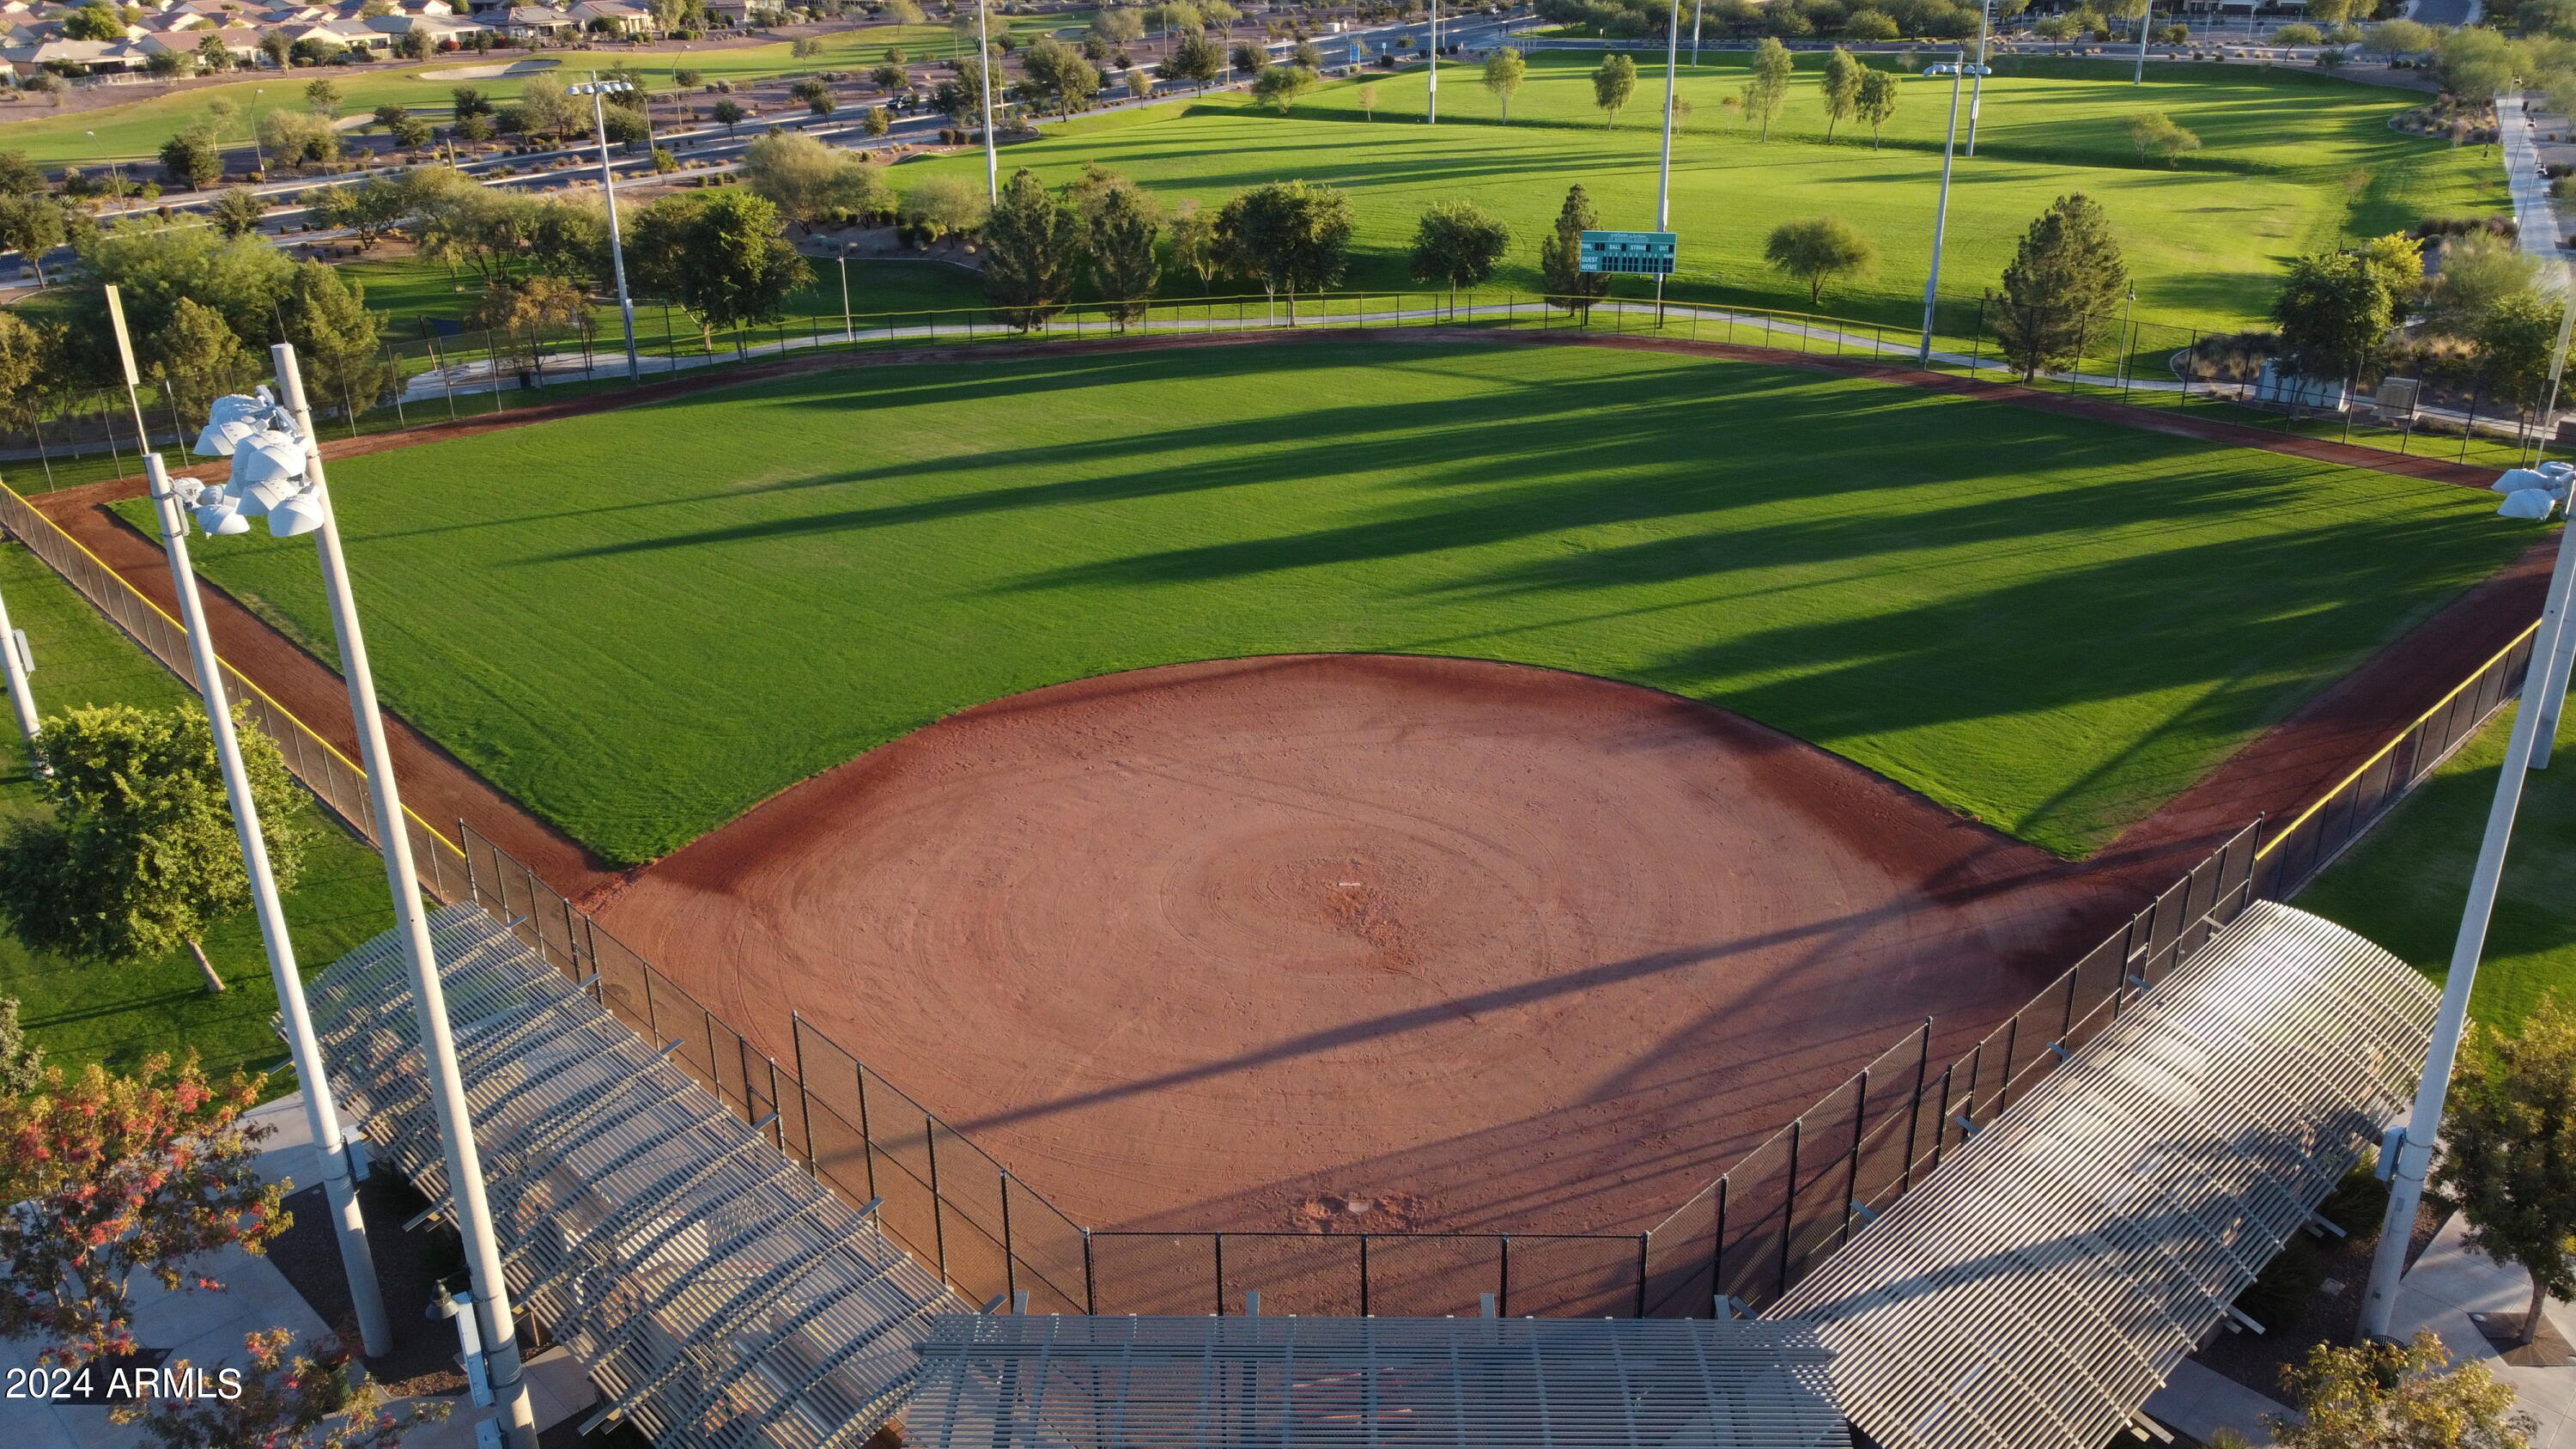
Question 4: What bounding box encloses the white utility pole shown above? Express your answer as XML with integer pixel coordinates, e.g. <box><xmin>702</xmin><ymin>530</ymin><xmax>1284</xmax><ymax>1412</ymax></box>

<box><xmin>270</xmin><ymin>344</ymin><xmax>540</xmax><ymax>1449</ymax></box>
<box><xmin>1428</xmin><ymin>0</ymin><xmax>1438</xmax><ymax>121</ymax></box>
<box><xmin>575</xmin><ymin>79</ymin><xmax>642</xmax><ymax>382</ymax></box>
<box><xmin>1690</xmin><ymin>0</ymin><xmax>1703</xmax><ymax>64</ymax></box>
<box><xmin>977</xmin><ymin>0</ymin><xmax>998</xmax><ymax>200</ymax></box>
<box><xmin>2356</xmin><ymin>499</ymin><xmax>2576</xmax><ymax>1342</ymax></box>
<box><xmin>1656</xmin><ymin>0</ymin><xmax>1681</xmax><ymax>322</ymax></box>
<box><xmin>2525</xmin><ymin>265</ymin><xmax>2576</xmax><ymax>767</ymax></box>
<box><xmin>0</xmin><ymin>578</ymin><xmax>39</xmax><ymax>769</ymax></box>
<box><xmin>143</xmin><ymin>452</ymin><xmax>392</xmax><ymax>1357</ymax></box>
<box><xmin>1918</xmin><ymin>54</ymin><xmax>1970</xmax><ymax>365</ymax></box>
<box><xmin>2133</xmin><ymin>0</ymin><xmax>2151</xmax><ymax>83</ymax></box>
<box><xmin>1966</xmin><ymin>0</ymin><xmax>1990</xmax><ymax>154</ymax></box>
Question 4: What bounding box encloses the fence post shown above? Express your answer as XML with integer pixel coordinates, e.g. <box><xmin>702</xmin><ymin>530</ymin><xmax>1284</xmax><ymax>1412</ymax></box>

<box><xmin>1358</xmin><ymin>1234</ymin><xmax>1370</xmax><ymax>1318</ymax></box>
<box><xmin>1995</xmin><ymin>1017</ymin><xmax>2021</xmax><ymax>1111</ymax></box>
<box><xmin>1083</xmin><ymin>1228</ymin><xmax>1097</xmax><ymax>1315</ymax></box>
<box><xmin>1777</xmin><ymin>1118</ymin><xmax>1801</xmax><ymax>1299</ymax></box>
<box><xmin>854</xmin><ymin>1063</ymin><xmax>877</xmax><ymax>1201</ymax></box>
<box><xmin>925</xmin><ymin>1106</ymin><xmax>948</xmax><ymax>1284</ymax></box>
<box><xmin>1213</xmin><ymin>1233</ymin><xmax>1224</xmax><ymax>1315</ymax></box>
<box><xmin>1929</xmin><ymin>1062</ymin><xmax>1956</xmax><ymax>1172</ymax></box>
<box><xmin>1838</xmin><ymin>1069</ymin><xmax>1868</xmax><ymax>1244</ymax></box>
<box><xmin>1634</xmin><ymin>1233</ymin><xmax>1649</xmax><ymax>1318</ymax></box>
<box><xmin>1899</xmin><ymin>1018</ymin><xmax>1930</xmax><ymax>1193</ymax></box>
<box><xmin>792</xmin><ymin>1013</ymin><xmax>816</xmax><ymax>1167</ymax></box>
<box><xmin>1000</xmin><ymin>1170</ymin><xmax>1017</xmax><ymax>1306</ymax></box>
<box><xmin>1498</xmin><ymin>1234</ymin><xmax>1510</xmax><ymax>1318</ymax></box>
<box><xmin>1710</xmin><ymin>1176</ymin><xmax>1728</xmax><ymax>1313</ymax></box>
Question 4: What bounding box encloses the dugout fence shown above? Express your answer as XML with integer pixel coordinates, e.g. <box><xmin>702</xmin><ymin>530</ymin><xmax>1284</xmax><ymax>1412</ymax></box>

<box><xmin>0</xmin><ymin>469</ymin><xmax>2544</xmax><ymax>1321</ymax></box>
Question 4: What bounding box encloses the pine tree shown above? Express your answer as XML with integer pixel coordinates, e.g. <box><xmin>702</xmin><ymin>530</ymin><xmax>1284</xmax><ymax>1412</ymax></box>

<box><xmin>1990</xmin><ymin>193</ymin><xmax>2129</xmax><ymax>382</ymax></box>
<box><xmin>1539</xmin><ymin>184</ymin><xmax>1611</xmax><ymax>324</ymax></box>
<box><xmin>278</xmin><ymin>262</ymin><xmax>397</xmax><ymax>425</ymax></box>
<box><xmin>147</xmin><ymin>298</ymin><xmax>260</xmax><ymax>434</ymax></box>
<box><xmin>1085</xmin><ymin>180</ymin><xmax>1163</xmax><ymax>331</ymax></box>
<box><xmin>984</xmin><ymin>167</ymin><xmax>1083</xmax><ymax>332</ymax></box>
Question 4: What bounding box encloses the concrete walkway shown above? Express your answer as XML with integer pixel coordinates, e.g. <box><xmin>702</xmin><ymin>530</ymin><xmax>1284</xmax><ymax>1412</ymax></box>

<box><xmin>0</xmin><ymin>1093</ymin><xmax>594</xmax><ymax>1449</ymax></box>
<box><xmin>2145</xmin><ymin>1217</ymin><xmax>2576</xmax><ymax>1446</ymax></box>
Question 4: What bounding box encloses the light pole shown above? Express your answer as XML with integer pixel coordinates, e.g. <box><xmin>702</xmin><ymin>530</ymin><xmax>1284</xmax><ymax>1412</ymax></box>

<box><xmin>2357</xmin><ymin>476</ymin><xmax>2576</xmax><ymax>1344</ymax></box>
<box><xmin>976</xmin><ymin>0</ymin><xmax>997</xmax><ymax>201</ymax></box>
<box><xmin>838</xmin><ymin>245</ymin><xmax>853</xmax><ymax>341</ymax></box>
<box><xmin>1965</xmin><ymin>0</ymin><xmax>1990</xmax><ymax>155</ymax></box>
<box><xmin>1917</xmin><ymin>55</ymin><xmax>1984</xmax><ymax>365</ymax></box>
<box><xmin>2133</xmin><ymin>0</ymin><xmax>2151</xmax><ymax>83</ymax></box>
<box><xmin>2519</xmin><ymin>267</ymin><xmax>2576</xmax><ymax>766</ymax></box>
<box><xmin>1428</xmin><ymin>0</ymin><xmax>1439</xmax><ymax>123</ymax></box>
<box><xmin>570</xmin><ymin>78</ymin><xmax>641</xmax><ymax>382</ymax></box>
<box><xmin>1656</xmin><ymin>0</ymin><xmax>1680</xmax><ymax>323</ymax></box>
<box><xmin>147</xmin><ymin>446</ymin><xmax>392</xmax><ymax>1358</ymax></box>
<box><xmin>187</xmin><ymin>348</ymin><xmax>540</xmax><ymax>1449</ymax></box>
<box><xmin>0</xmin><ymin>576</ymin><xmax>39</xmax><ymax>769</ymax></box>
<box><xmin>1691</xmin><ymin>0</ymin><xmax>1703</xmax><ymax>64</ymax></box>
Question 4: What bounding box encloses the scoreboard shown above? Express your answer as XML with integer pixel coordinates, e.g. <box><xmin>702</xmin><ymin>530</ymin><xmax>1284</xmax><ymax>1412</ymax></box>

<box><xmin>1577</xmin><ymin>230</ymin><xmax>1678</xmax><ymax>276</ymax></box>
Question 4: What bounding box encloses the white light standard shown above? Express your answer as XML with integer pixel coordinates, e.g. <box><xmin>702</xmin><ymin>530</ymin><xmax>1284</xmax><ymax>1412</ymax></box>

<box><xmin>148</xmin><ymin>441</ymin><xmax>392</xmax><ymax>1358</ymax></box>
<box><xmin>187</xmin><ymin>347</ymin><xmax>540</xmax><ymax>1449</ymax></box>
<box><xmin>2356</xmin><ymin>471</ymin><xmax>2576</xmax><ymax>1343</ymax></box>
<box><xmin>1917</xmin><ymin>56</ymin><xmax>1984</xmax><ymax>365</ymax></box>
<box><xmin>570</xmin><ymin>77</ymin><xmax>641</xmax><ymax>382</ymax></box>
<box><xmin>1655</xmin><ymin>0</ymin><xmax>1681</xmax><ymax>323</ymax></box>
<box><xmin>976</xmin><ymin>0</ymin><xmax>997</xmax><ymax>201</ymax></box>
<box><xmin>1690</xmin><ymin>0</ymin><xmax>1703</xmax><ymax>64</ymax></box>
<box><xmin>0</xmin><ymin>577</ymin><xmax>39</xmax><ymax>769</ymax></box>
<box><xmin>838</xmin><ymin>244</ymin><xmax>854</xmax><ymax>341</ymax></box>
<box><xmin>1965</xmin><ymin>0</ymin><xmax>1990</xmax><ymax>155</ymax></box>
<box><xmin>1427</xmin><ymin>0</ymin><xmax>1438</xmax><ymax>122</ymax></box>
<box><xmin>2133</xmin><ymin>0</ymin><xmax>2151</xmax><ymax>83</ymax></box>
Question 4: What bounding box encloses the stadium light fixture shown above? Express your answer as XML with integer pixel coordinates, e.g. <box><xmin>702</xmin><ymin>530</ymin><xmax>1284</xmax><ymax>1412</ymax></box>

<box><xmin>143</xmin><ymin>451</ymin><xmax>393</xmax><ymax>1360</ymax></box>
<box><xmin>569</xmin><ymin>76</ymin><xmax>642</xmax><ymax>383</ymax></box>
<box><xmin>184</xmin><ymin>350</ymin><xmax>542</xmax><ymax>1449</ymax></box>
<box><xmin>2357</xmin><ymin>466</ymin><xmax>2576</xmax><ymax>1342</ymax></box>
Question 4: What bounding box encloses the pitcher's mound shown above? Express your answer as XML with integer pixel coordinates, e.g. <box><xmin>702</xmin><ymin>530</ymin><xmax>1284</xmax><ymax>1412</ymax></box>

<box><xmin>598</xmin><ymin>655</ymin><xmax>2093</xmax><ymax>1240</ymax></box>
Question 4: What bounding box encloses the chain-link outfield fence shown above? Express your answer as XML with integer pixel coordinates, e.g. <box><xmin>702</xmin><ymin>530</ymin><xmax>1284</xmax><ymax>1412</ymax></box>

<box><xmin>0</xmin><ymin>405</ymin><xmax>2544</xmax><ymax>1318</ymax></box>
<box><xmin>15</xmin><ymin>283</ymin><xmax>2553</xmax><ymax>493</ymax></box>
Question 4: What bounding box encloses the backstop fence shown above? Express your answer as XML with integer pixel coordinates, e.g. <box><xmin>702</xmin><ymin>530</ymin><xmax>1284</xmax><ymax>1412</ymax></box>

<box><xmin>5</xmin><ymin>283</ymin><xmax>2553</xmax><ymax>495</ymax></box>
<box><xmin>0</xmin><ymin>460</ymin><xmax>2544</xmax><ymax>1320</ymax></box>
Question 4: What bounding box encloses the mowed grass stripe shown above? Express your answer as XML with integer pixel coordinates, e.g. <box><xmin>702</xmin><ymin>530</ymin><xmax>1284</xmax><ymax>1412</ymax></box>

<box><xmin>158</xmin><ymin>340</ymin><xmax>2530</xmax><ymax>866</ymax></box>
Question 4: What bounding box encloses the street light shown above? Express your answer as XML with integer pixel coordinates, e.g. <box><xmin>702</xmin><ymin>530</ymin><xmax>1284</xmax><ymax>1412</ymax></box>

<box><xmin>976</xmin><ymin>0</ymin><xmax>997</xmax><ymax>201</ymax></box>
<box><xmin>2133</xmin><ymin>0</ymin><xmax>2153</xmax><ymax>83</ymax></box>
<box><xmin>1918</xmin><ymin>57</ymin><xmax>1987</xmax><ymax>365</ymax></box>
<box><xmin>1965</xmin><ymin>0</ymin><xmax>1990</xmax><ymax>155</ymax></box>
<box><xmin>1656</xmin><ymin>0</ymin><xmax>1681</xmax><ymax>320</ymax></box>
<box><xmin>185</xmin><ymin>348</ymin><xmax>541</xmax><ymax>1449</ymax></box>
<box><xmin>0</xmin><ymin>576</ymin><xmax>40</xmax><ymax>772</ymax></box>
<box><xmin>2356</xmin><ymin>467</ymin><xmax>2576</xmax><ymax>1342</ymax></box>
<box><xmin>145</xmin><ymin>447</ymin><xmax>393</xmax><ymax>1359</ymax></box>
<box><xmin>568</xmin><ymin>78</ymin><xmax>641</xmax><ymax>382</ymax></box>
<box><xmin>1428</xmin><ymin>0</ymin><xmax>1439</xmax><ymax>123</ymax></box>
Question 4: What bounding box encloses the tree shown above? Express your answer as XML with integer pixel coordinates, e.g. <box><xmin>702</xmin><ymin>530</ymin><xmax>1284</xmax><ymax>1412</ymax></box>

<box><xmin>205</xmin><ymin>186</ymin><xmax>266</xmax><ymax>241</ymax></box>
<box><xmin>1164</xmin><ymin>30</ymin><xmax>1224</xmax><ymax>90</ymax></box>
<box><xmin>791</xmin><ymin>33</ymin><xmax>825</xmax><ymax>57</ymax></box>
<box><xmin>1022</xmin><ymin>35</ymin><xmax>1103</xmax><ymax>116</ymax></box>
<box><xmin>2440</xmin><ymin>26</ymin><xmax>2516</xmax><ymax>104</ymax></box>
<box><xmin>0</xmin><ymin>995</ymin><xmax>37</xmax><ymax>1096</ymax></box>
<box><xmin>395</xmin><ymin>25</ymin><xmax>430</xmax><ymax>59</ymax></box>
<box><xmin>1250</xmin><ymin>62</ymin><xmax>1316</xmax><ymax>113</ymax></box>
<box><xmin>278</xmin><ymin>261</ymin><xmax>395</xmax><ymax>421</ymax></box>
<box><xmin>0</xmin><ymin>1054</ymin><xmax>284</xmax><ymax>1371</ymax></box>
<box><xmin>451</xmin><ymin>84</ymin><xmax>494</xmax><ymax>120</ymax></box>
<box><xmin>0</xmin><ymin>705</ymin><xmax>308</xmax><ymax>995</ymax></box>
<box><xmin>628</xmin><ymin>189</ymin><xmax>811</xmax><ymax>350</ymax></box>
<box><xmin>146</xmin><ymin>297</ymin><xmax>259</xmax><ymax>431</ymax></box>
<box><xmin>740</xmin><ymin>130</ymin><xmax>887</xmax><ymax>231</ymax></box>
<box><xmin>1094</xmin><ymin>5</ymin><xmax>1145</xmax><ymax>46</ymax></box>
<box><xmin>2271</xmin><ymin>249</ymin><xmax>2397</xmax><ymax>383</ymax></box>
<box><xmin>145</xmin><ymin>48</ymin><xmax>185</xmax><ymax>79</ymax></box>
<box><xmin>1169</xmin><ymin>196</ymin><xmax>1219</xmax><ymax>291</ymax></box>
<box><xmin>1086</xmin><ymin>179</ymin><xmax>1161</xmax><ymax>329</ymax></box>
<box><xmin>2269</xmin><ymin>1333</ymin><xmax>2532</xmax><ymax>1449</ymax></box>
<box><xmin>709</xmin><ymin>98</ymin><xmax>750</xmax><ymax>135</ymax></box>
<box><xmin>2432</xmin><ymin>232</ymin><xmax>2538</xmax><ymax>334</ymax></box>
<box><xmin>257</xmin><ymin>110</ymin><xmax>340</xmax><ymax>172</ymax></box>
<box><xmin>1408</xmin><ymin>198</ymin><xmax>1509</xmax><ymax>314</ymax></box>
<box><xmin>300</xmin><ymin>174</ymin><xmax>410</xmax><ymax>252</ymax></box>
<box><xmin>392</xmin><ymin>114</ymin><xmax>434</xmax><ymax>150</ymax></box>
<box><xmin>1592</xmin><ymin>52</ymin><xmax>1637</xmax><ymax>127</ymax></box>
<box><xmin>303</xmin><ymin>77</ymin><xmax>342</xmax><ymax>116</ymax></box>
<box><xmin>981</xmin><ymin>167</ymin><xmax>1080</xmax><ymax>331</ymax></box>
<box><xmin>1991</xmin><ymin>192</ymin><xmax>2128</xmax><ymax>382</ymax></box>
<box><xmin>157</xmin><ymin>128</ymin><xmax>222</xmax><ymax>191</ymax></box>
<box><xmin>1539</xmin><ymin>182</ymin><xmax>1610</xmax><ymax>321</ymax></box>
<box><xmin>1765</xmin><ymin>216</ymin><xmax>1877</xmax><ymax>304</ymax></box>
<box><xmin>0</xmin><ymin>312</ymin><xmax>58</xmax><ymax>460</ymax></box>
<box><xmin>0</xmin><ymin>151</ymin><xmax>44</xmax><ymax>198</ymax></box>
<box><xmin>1854</xmin><ymin>68</ymin><xmax>1899</xmax><ymax>147</ymax></box>
<box><xmin>465</xmin><ymin>272</ymin><xmax>587</xmax><ymax>376</ymax></box>
<box><xmin>2477</xmin><ymin>290</ymin><xmax>2567</xmax><ymax>434</ymax></box>
<box><xmin>1482</xmin><ymin>46</ymin><xmax>1526</xmax><ymax>121</ymax></box>
<box><xmin>791</xmin><ymin>76</ymin><xmax>835</xmax><ymax>115</ymax></box>
<box><xmin>897</xmin><ymin>173</ymin><xmax>990</xmax><ymax>243</ymax></box>
<box><xmin>0</xmin><ymin>194</ymin><xmax>64</xmax><ymax>285</ymax></box>
<box><xmin>2366</xmin><ymin>17</ymin><xmax>2435</xmax><ymax>54</ymax></box>
<box><xmin>863</xmin><ymin>104</ymin><xmax>892</xmax><ymax>137</ymax></box>
<box><xmin>1746</xmin><ymin>36</ymin><xmax>1793</xmax><ymax>139</ymax></box>
<box><xmin>2433</xmin><ymin>995</ymin><xmax>2576</xmax><ymax>1346</ymax></box>
<box><xmin>1358</xmin><ymin>82</ymin><xmax>1378</xmax><ymax>119</ymax></box>
<box><xmin>259</xmin><ymin>30</ymin><xmax>289</xmax><ymax>69</ymax></box>
<box><xmin>61</xmin><ymin>2</ymin><xmax>124</xmax><ymax>40</ymax></box>
<box><xmin>1229</xmin><ymin>39</ymin><xmax>1266</xmax><ymax>73</ymax></box>
<box><xmin>1213</xmin><ymin>179</ymin><xmax>1352</xmax><ymax>322</ymax></box>
<box><xmin>114</xmin><ymin>1327</ymin><xmax>449</xmax><ymax>1449</ymax></box>
<box><xmin>513</xmin><ymin>76</ymin><xmax>586</xmax><ymax>143</ymax></box>
<box><xmin>933</xmin><ymin>56</ymin><xmax>993</xmax><ymax>125</ymax></box>
<box><xmin>1820</xmin><ymin>46</ymin><xmax>1862</xmax><ymax>142</ymax></box>
<box><xmin>2124</xmin><ymin>110</ymin><xmax>2200</xmax><ymax>167</ymax></box>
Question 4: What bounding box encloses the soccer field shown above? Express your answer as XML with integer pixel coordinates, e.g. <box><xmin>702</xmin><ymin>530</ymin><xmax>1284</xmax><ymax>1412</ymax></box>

<box><xmin>868</xmin><ymin>55</ymin><xmax>2500</xmax><ymax>332</ymax></box>
<box><xmin>161</xmin><ymin>338</ymin><xmax>2529</xmax><ymax>867</ymax></box>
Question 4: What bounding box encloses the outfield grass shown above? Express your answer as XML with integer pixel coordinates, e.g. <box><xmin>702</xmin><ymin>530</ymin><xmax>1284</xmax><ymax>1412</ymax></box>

<box><xmin>152</xmin><ymin>339</ymin><xmax>2532</xmax><ymax>867</ymax></box>
<box><xmin>0</xmin><ymin>12</ymin><xmax>1078</xmax><ymax>168</ymax></box>
<box><xmin>0</xmin><ymin>538</ymin><xmax>390</xmax><ymax>1089</ymax></box>
<box><xmin>874</xmin><ymin>54</ymin><xmax>2499</xmax><ymax>333</ymax></box>
<box><xmin>2300</xmin><ymin>700</ymin><xmax>2576</xmax><ymax>1035</ymax></box>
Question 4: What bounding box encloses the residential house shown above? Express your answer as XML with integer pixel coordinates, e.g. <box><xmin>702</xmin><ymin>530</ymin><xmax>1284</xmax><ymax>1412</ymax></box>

<box><xmin>568</xmin><ymin>0</ymin><xmax>645</xmax><ymax>32</ymax></box>
<box><xmin>2</xmin><ymin>35</ymin><xmax>148</xmax><ymax>69</ymax></box>
<box><xmin>498</xmin><ymin>4</ymin><xmax>572</xmax><ymax>37</ymax></box>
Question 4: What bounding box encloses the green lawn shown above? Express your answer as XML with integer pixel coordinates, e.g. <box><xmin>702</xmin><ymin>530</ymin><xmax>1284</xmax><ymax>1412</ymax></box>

<box><xmin>0</xmin><ymin>12</ymin><xmax>1079</xmax><ymax>168</ymax></box>
<box><xmin>870</xmin><ymin>54</ymin><xmax>2500</xmax><ymax>333</ymax></box>
<box><xmin>0</xmin><ymin>537</ymin><xmax>391</xmax><ymax>1089</ymax></box>
<box><xmin>2301</xmin><ymin>698</ymin><xmax>2576</xmax><ymax>1036</ymax></box>
<box><xmin>149</xmin><ymin>339</ymin><xmax>2533</xmax><ymax>868</ymax></box>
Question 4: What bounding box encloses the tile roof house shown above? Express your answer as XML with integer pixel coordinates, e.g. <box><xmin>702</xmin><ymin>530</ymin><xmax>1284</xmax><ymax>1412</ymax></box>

<box><xmin>567</xmin><ymin>0</ymin><xmax>645</xmax><ymax>31</ymax></box>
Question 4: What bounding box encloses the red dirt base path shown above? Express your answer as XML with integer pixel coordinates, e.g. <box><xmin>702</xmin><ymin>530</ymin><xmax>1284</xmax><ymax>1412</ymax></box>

<box><xmin>597</xmin><ymin>654</ymin><xmax>2100</xmax><ymax>1239</ymax></box>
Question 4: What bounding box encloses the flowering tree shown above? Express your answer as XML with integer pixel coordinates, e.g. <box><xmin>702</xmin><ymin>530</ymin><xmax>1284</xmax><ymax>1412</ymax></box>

<box><xmin>114</xmin><ymin>1329</ymin><xmax>450</xmax><ymax>1449</ymax></box>
<box><xmin>0</xmin><ymin>1054</ymin><xmax>287</xmax><ymax>1367</ymax></box>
